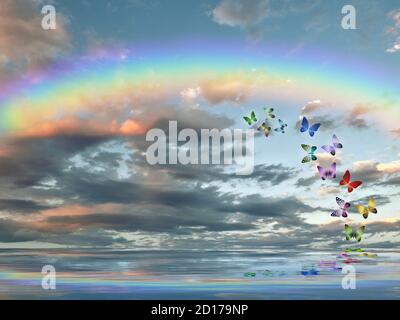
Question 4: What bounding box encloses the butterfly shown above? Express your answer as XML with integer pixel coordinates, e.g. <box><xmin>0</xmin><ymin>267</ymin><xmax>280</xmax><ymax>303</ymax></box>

<box><xmin>331</xmin><ymin>197</ymin><xmax>351</xmax><ymax>218</ymax></box>
<box><xmin>257</xmin><ymin>122</ymin><xmax>272</xmax><ymax>137</ymax></box>
<box><xmin>243</xmin><ymin>111</ymin><xmax>257</xmax><ymax>125</ymax></box>
<box><xmin>322</xmin><ymin>134</ymin><xmax>343</xmax><ymax>156</ymax></box>
<box><xmin>344</xmin><ymin>224</ymin><xmax>365</xmax><ymax>242</ymax></box>
<box><xmin>274</xmin><ymin>119</ymin><xmax>288</xmax><ymax>133</ymax></box>
<box><xmin>264</xmin><ymin>107</ymin><xmax>276</xmax><ymax>119</ymax></box>
<box><xmin>301</xmin><ymin>144</ymin><xmax>317</xmax><ymax>163</ymax></box>
<box><xmin>355</xmin><ymin>197</ymin><xmax>377</xmax><ymax>219</ymax></box>
<box><xmin>300</xmin><ymin>116</ymin><xmax>321</xmax><ymax>137</ymax></box>
<box><xmin>340</xmin><ymin>170</ymin><xmax>363</xmax><ymax>193</ymax></box>
<box><xmin>317</xmin><ymin>162</ymin><xmax>337</xmax><ymax>180</ymax></box>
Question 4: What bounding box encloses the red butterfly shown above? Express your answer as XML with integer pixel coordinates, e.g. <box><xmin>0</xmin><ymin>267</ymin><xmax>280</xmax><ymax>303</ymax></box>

<box><xmin>340</xmin><ymin>170</ymin><xmax>362</xmax><ymax>193</ymax></box>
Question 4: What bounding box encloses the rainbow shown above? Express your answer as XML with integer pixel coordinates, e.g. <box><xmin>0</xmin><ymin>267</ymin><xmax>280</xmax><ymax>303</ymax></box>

<box><xmin>0</xmin><ymin>40</ymin><xmax>399</xmax><ymax>135</ymax></box>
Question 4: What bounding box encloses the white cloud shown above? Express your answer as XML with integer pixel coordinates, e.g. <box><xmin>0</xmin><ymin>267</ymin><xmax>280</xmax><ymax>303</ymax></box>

<box><xmin>377</xmin><ymin>160</ymin><xmax>400</xmax><ymax>174</ymax></box>
<box><xmin>301</xmin><ymin>100</ymin><xmax>322</xmax><ymax>115</ymax></box>
<box><xmin>387</xmin><ymin>42</ymin><xmax>400</xmax><ymax>53</ymax></box>
<box><xmin>386</xmin><ymin>10</ymin><xmax>400</xmax><ymax>53</ymax></box>
<box><xmin>211</xmin><ymin>0</ymin><xmax>269</xmax><ymax>40</ymax></box>
<box><xmin>180</xmin><ymin>87</ymin><xmax>201</xmax><ymax>108</ymax></box>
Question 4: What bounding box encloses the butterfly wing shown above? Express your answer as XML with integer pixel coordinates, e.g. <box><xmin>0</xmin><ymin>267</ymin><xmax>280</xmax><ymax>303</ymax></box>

<box><xmin>332</xmin><ymin>134</ymin><xmax>343</xmax><ymax>149</ymax></box>
<box><xmin>310</xmin><ymin>146</ymin><xmax>317</xmax><ymax>161</ymax></box>
<box><xmin>340</xmin><ymin>170</ymin><xmax>351</xmax><ymax>186</ymax></box>
<box><xmin>243</xmin><ymin>116</ymin><xmax>252</xmax><ymax>125</ymax></box>
<box><xmin>308</xmin><ymin>123</ymin><xmax>321</xmax><ymax>137</ymax></box>
<box><xmin>265</xmin><ymin>108</ymin><xmax>275</xmax><ymax>119</ymax></box>
<box><xmin>310</xmin><ymin>146</ymin><xmax>317</xmax><ymax>153</ymax></box>
<box><xmin>317</xmin><ymin>166</ymin><xmax>327</xmax><ymax>180</ymax></box>
<box><xmin>302</xmin><ymin>156</ymin><xmax>311</xmax><ymax>163</ymax></box>
<box><xmin>341</xmin><ymin>210</ymin><xmax>348</xmax><ymax>218</ymax></box>
<box><xmin>258</xmin><ymin>123</ymin><xmax>272</xmax><ymax>137</ymax></box>
<box><xmin>348</xmin><ymin>181</ymin><xmax>362</xmax><ymax>193</ymax></box>
<box><xmin>355</xmin><ymin>226</ymin><xmax>365</xmax><ymax>242</ymax></box>
<box><xmin>368</xmin><ymin>197</ymin><xmax>377</xmax><ymax>214</ymax></box>
<box><xmin>331</xmin><ymin>210</ymin><xmax>341</xmax><ymax>217</ymax></box>
<box><xmin>301</xmin><ymin>144</ymin><xmax>310</xmax><ymax>152</ymax></box>
<box><xmin>300</xmin><ymin>117</ymin><xmax>309</xmax><ymax>133</ymax></box>
<box><xmin>336</xmin><ymin>197</ymin><xmax>346</xmax><ymax>208</ymax></box>
<box><xmin>251</xmin><ymin>111</ymin><xmax>257</xmax><ymax>122</ymax></box>
<box><xmin>278</xmin><ymin>119</ymin><xmax>287</xmax><ymax>127</ymax></box>
<box><xmin>322</xmin><ymin>145</ymin><xmax>335</xmax><ymax>155</ymax></box>
<box><xmin>330</xmin><ymin>162</ymin><xmax>337</xmax><ymax>179</ymax></box>
<box><xmin>356</xmin><ymin>205</ymin><xmax>369</xmax><ymax>219</ymax></box>
<box><xmin>344</xmin><ymin>224</ymin><xmax>353</xmax><ymax>241</ymax></box>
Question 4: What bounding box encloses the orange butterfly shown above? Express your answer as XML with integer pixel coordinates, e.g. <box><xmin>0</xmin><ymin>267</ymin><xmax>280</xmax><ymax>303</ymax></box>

<box><xmin>340</xmin><ymin>170</ymin><xmax>362</xmax><ymax>193</ymax></box>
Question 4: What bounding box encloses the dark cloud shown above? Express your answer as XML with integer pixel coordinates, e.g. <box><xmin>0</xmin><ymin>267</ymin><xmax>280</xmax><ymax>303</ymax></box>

<box><xmin>0</xmin><ymin>135</ymin><xmax>111</xmax><ymax>188</ymax></box>
<box><xmin>295</xmin><ymin>175</ymin><xmax>317</xmax><ymax>187</ymax></box>
<box><xmin>0</xmin><ymin>199</ymin><xmax>51</xmax><ymax>213</ymax></box>
<box><xmin>45</xmin><ymin>212</ymin><xmax>255</xmax><ymax>234</ymax></box>
<box><xmin>0</xmin><ymin>219</ymin><xmax>42</xmax><ymax>242</ymax></box>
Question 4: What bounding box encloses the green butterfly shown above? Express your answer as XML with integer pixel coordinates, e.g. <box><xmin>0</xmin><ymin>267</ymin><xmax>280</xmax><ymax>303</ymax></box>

<box><xmin>264</xmin><ymin>107</ymin><xmax>276</xmax><ymax>119</ymax></box>
<box><xmin>301</xmin><ymin>144</ymin><xmax>317</xmax><ymax>163</ymax></box>
<box><xmin>243</xmin><ymin>111</ymin><xmax>257</xmax><ymax>125</ymax></box>
<box><xmin>344</xmin><ymin>224</ymin><xmax>365</xmax><ymax>242</ymax></box>
<box><xmin>345</xmin><ymin>248</ymin><xmax>364</xmax><ymax>253</ymax></box>
<box><xmin>257</xmin><ymin>122</ymin><xmax>272</xmax><ymax>138</ymax></box>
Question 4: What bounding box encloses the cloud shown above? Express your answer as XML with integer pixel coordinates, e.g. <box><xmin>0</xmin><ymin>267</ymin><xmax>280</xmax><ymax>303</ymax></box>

<box><xmin>376</xmin><ymin>160</ymin><xmax>400</xmax><ymax>174</ymax></box>
<box><xmin>0</xmin><ymin>199</ymin><xmax>51</xmax><ymax>213</ymax></box>
<box><xmin>387</xmin><ymin>43</ymin><xmax>400</xmax><ymax>53</ymax></box>
<box><xmin>0</xmin><ymin>0</ymin><xmax>71</xmax><ymax>73</ymax></box>
<box><xmin>211</xmin><ymin>0</ymin><xmax>269</xmax><ymax>40</ymax></box>
<box><xmin>352</xmin><ymin>160</ymin><xmax>383</xmax><ymax>183</ymax></box>
<box><xmin>386</xmin><ymin>10</ymin><xmax>400</xmax><ymax>53</ymax></box>
<box><xmin>199</xmin><ymin>75</ymin><xmax>253</xmax><ymax>105</ymax></box>
<box><xmin>180</xmin><ymin>87</ymin><xmax>201</xmax><ymax>107</ymax></box>
<box><xmin>158</xmin><ymin>163</ymin><xmax>297</xmax><ymax>184</ymax></box>
<box><xmin>14</xmin><ymin>117</ymin><xmax>146</xmax><ymax>139</ymax></box>
<box><xmin>392</xmin><ymin>128</ymin><xmax>400</xmax><ymax>136</ymax></box>
<box><xmin>295</xmin><ymin>175</ymin><xmax>316</xmax><ymax>188</ymax></box>
<box><xmin>299</xmin><ymin>101</ymin><xmax>373</xmax><ymax>130</ymax></box>
<box><xmin>300</xmin><ymin>100</ymin><xmax>323</xmax><ymax>115</ymax></box>
<box><xmin>351</xmin><ymin>159</ymin><xmax>400</xmax><ymax>185</ymax></box>
<box><xmin>318</xmin><ymin>186</ymin><xmax>339</xmax><ymax>197</ymax></box>
<box><xmin>344</xmin><ymin>104</ymin><xmax>373</xmax><ymax>129</ymax></box>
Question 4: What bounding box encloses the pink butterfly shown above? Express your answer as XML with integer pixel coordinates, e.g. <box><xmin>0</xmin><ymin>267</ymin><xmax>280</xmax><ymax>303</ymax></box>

<box><xmin>331</xmin><ymin>197</ymin><xmax>351</xmax><ymax>218</ymax></box>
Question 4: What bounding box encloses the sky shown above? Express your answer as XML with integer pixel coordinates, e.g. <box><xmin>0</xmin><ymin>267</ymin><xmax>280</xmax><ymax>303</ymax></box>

<box><xmin>0</xmin><ymin>0</ymin><xmax>399</xmax><ymax>254</ymax></box>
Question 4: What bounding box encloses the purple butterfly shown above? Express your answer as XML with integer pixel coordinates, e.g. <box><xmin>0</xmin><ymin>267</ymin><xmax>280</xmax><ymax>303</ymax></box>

<box><xmin>317</xmin><ymin>162</ymin><xmax>336</xmax><ymax>180</ymax></box>
<box><xmin>322</xmin><ymin>134</ymin><xmax>343</xmax><ymax>156</ymax></box>
<box><xmin>331</xmin><ymin>197</ymin><xmax>351</xmax><ymax>218</ymax></box>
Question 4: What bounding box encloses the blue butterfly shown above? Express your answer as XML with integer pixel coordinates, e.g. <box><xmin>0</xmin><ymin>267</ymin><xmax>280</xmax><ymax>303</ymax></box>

<box><xmin>274</xmin><ymin>119</ymin><xmax>288</xmax><ymax>133</ymax></box>
<box><xmin>300</xmin><ymin>117</ymin><xmax>320</xmax><ymax>137</ymax></box>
